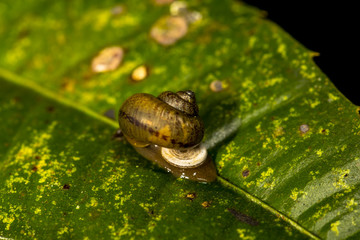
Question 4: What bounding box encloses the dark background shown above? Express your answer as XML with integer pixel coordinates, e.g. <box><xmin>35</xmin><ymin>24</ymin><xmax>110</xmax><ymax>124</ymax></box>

<box><xmin>243</xmin><ymin>1</ymin><xmax>358</xmax><ymax>105</ymax></box>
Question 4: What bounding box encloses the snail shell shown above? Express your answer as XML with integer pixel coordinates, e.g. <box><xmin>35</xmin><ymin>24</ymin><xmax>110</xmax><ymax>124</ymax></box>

<box><xmin>118</xmin><ymin>90</ymin><xmax>204</xmax><ymax>149</ymax></box>
<box><xmin>118</xmin><ymin>90</ymin><xmax>208</xmax><ymax>170</ymax></box>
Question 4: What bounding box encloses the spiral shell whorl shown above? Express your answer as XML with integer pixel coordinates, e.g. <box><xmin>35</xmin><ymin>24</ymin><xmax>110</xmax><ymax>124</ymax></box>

<box><xmin>157</xmin><ymin>90</ymin><xmax>199</xmax><ymax>116</ymax></box>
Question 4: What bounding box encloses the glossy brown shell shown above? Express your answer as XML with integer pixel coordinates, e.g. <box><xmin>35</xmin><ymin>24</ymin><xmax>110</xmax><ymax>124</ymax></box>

<box><xmin>118</xmin><ymin>93</ymin><xmax>204</xmax><ymax>149</ymax></box>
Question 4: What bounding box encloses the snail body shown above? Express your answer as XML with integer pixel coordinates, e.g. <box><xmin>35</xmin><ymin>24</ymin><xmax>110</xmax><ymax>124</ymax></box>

<box><xmin>118</xmin><ymin>90</ymin><xmax>216</xmax><ymax>182</ymax></box>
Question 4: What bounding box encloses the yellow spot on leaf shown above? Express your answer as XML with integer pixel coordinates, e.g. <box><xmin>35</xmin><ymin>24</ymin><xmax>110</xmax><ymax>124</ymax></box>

<box><xmin>57</xmin><ymin>226</ymin><xmax>69</xmax><ymax>235</ymax></box>
<box><xmin>256</xmin><ymin>167</ymin><xmax>275</xmax><ymax>189</ymax></box>
<box><xmin>346</xmin><ymin>198</ymin><xmax>357</xmax><ymax>211</ymax></box>
<box><xmin>341</xmin><ymin>145</ymin><xmax>347</xmax><ymax>152</ymax></box>
<box><xmin>264</xmin><ymin>77</ymin><xmax>283</xmax><ymax>87</ymax></box>
<box><xmin>219</xmin><ymin>141</ymin><xmax>239</xmax><ymax>170</ymax></box>
<box><xmin>328</xmin><ymin>93</ymin><xmax>339</xmax><ymax>101</ymax></box>
<box><xmin>311</xmin><ymin>204</ymin><xmax>331</xmax><ymax>221</ymax></box>
<box><xmin>309</xmin><ymin>99</ymin><xmax>320</xmax><ymax>108</ymax></box>
<box><xmin>93</xmin><ymin>11</ymin><xmax>111</xmax><ymax>31</ymax></box>
<box><xmin>249</xmin><ymin>36</ymin><xmax>257</xmax><ymax>48</ymax></box>
<box><xmin>5</xmin><ymin>38</ymin><xmax>30</xmax><ymax>64</ymax></box>
<box><xmin>332</xmin><ymin>168</ymin><xmax>350</xmax><ymax>190</ymax></box>
<box><xmin>86</xmin><ymin>197</ymin><xmax>98</xmax><ymax>207</ymax></box>
<box><xmin>255</xmin><ymin>123</ymin><xmax>261</xmax><ymax>132</ymax></box>
<box><xmin>331</xmin><ymin>221</ymin><xmax>340</xmax><ymax>236</ymax></box>
<box><xmin>34</xmin><ymin>208</ymin><xmax>41</xmax><ymax>215</ymax></box>
<box><xmin>316</xmin><ymin>149</ymin><xmax>323</xmax><ymax>157</ymax></box>
<box><xmin>0</xmin><ymin>212</ymin><xmax>15</xmax><ymax>230</ymax></box>
<box><xmin>290</xmin><ymin>188</ymin><xmax>306</xmax><ymax>201</ymax></box>
<box><xmin>236</xmin><ymin>229</ymin><xmax>255</xmax><ymax>240</ymax></box>
<box><xmin>277</xmin><ymin>44</ymin><xmax>287</xmax><ymax>58</ymax></box>
<box><xmin>15</xmin><ymin>145</ymin><xmax>34</xmax><ymax>162</ymax></box>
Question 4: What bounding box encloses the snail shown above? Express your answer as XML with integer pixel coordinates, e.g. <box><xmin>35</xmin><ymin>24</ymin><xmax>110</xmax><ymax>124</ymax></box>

<box><xmin>118</xmin><ymin>90</ymin><xmax>217</xmax><ymax>182</ymax></box>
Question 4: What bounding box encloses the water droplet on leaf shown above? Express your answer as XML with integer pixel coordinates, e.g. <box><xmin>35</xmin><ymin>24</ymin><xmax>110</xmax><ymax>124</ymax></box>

<box><xmin>210</xmin><ymin>80</ymin><xmax>224</xmax><ymax>92</ymax></box>
<box><xmin>91</xmin><ymin>46</ymin><xmax>124</xmax><ymax>73</ymax></box>
<box><xmin>300</xmin><ymin>124</ymin><xmax>310</xmax><ymax>133</ymax></box>
<box><xmin>111</xmin><ymin>5</ymin><xmax>124</xmax><ymax>15</ymax></box>
<box><xmin>150</xmin><ymin>16</ymin><xmax>188</xmax><ymax>46</ymax></box>
<box><xmin>131</xmin><ymin>65</ymin><xmax>148</xmax><ymax>82</ymax></box>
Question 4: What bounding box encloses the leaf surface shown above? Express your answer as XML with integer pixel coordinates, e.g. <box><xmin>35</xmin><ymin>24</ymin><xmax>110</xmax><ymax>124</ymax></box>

<box><xmin>0</xmin><ymin>0</ymin><xmax>359</xmax><ymax>239</ymax></box>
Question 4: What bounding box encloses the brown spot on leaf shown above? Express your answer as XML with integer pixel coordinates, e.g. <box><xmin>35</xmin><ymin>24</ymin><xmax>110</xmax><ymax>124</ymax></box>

<box><xmin>201</xmin><ymin>201</ymin><xmax>211</xmax><ymax>208</ymax></box>
<box><xmin>104</xmin><ymin>109</ymin><xmax>116</xmax><ymax>120</ymax></box>
<box><xmin>242</xmin><ymin>169</ymin><xmax>250</xmax><ymax>178</ymax></box>
<box><xmin>210</xmin><ymin>80</ymin><xmax>223</xmax><ymax>92</ymax></box>
<box><xmin>35</xmin><ymin>155</ymin><xmax>41</xmax><ymax>160</ymax></box>
<box><xmin>185</xmin><ymin>192</ymin><xmax>196</xmax><ymax>201</ymax></box>
<box><xmin>227</xmin><ymin>208</ymin><xmax>259</xmax><ymax>226</ymax></box>
<box><xmin>47</xmin><ymin>106</ymin><xmax>55</xmax><ymax>112</ymax></box>
<box><xmin>17</xmin><ymin>29</ymin><xmax>30</xmax><ymax>39</ymax></box>
<box><xmin>12</xmin><ymin>97</ymin><xmax>20</xmax><ymax>103</ymax></box>
<box><xmin>63</xmin><ymin>184</ymin><xmax>70</xmax><ymax>190</ymax></box>
<box><xmin>31</xmin><ymin>166</ymin><xmax>38</xmax><ymax>172</ymax></box>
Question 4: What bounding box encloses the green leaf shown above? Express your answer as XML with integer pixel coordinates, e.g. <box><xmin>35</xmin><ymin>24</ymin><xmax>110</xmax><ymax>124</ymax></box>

<box><xmin>0</xmin><ymin>80</ymin><xmax>307</xmax><ymax>239</ymax></box>
<box><xmin>0</xmin><ymin>0</ymin><xmax>359</xmax><ymax>239</ymax></box>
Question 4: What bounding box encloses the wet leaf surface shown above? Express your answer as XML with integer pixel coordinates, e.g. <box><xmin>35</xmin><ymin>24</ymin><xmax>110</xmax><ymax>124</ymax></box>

<box><xmin>1</xmin><ymin>0</ymin><xmax>359</xmax><ymax>239</ymax></box>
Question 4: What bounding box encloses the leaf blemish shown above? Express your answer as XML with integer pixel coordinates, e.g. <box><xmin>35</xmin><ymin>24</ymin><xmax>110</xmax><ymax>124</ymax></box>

<box><xmin>46</xmin><ymin>106</ymin><xmax>55</xmax><ymax>112</ymax></box>
<box><xmin>185</xmin><ymin>192</ymin><xmax>196</xmax><ymax>201</ymax></box>
<box><xmin>62</xmin><ymin>184</ymin><xmax>70</xmax><ymax>190</ymax></box>
<box><xmin>104</xmin><ymin>109</ymin><xmax>116</xmax><ymax>120</ymax></box>
<box><xmin>299</xmin><ymin>124</ymin><xmax>309</xmax><ymax>134</ymax></box>
<box><xmin>210</xmin><ymin>80</ymin><xmax>224</xmax><ymax>92</ymax></box>
<box><xmin>242</xmin><ymin>169</ymin><xmax>250</xmax><ymax>178</ymax></box>
<box><xmin>150</xmin><ymin>16</ymin><xmax>188</xmax><ymax>46</ymax></box>
<box><xmin>201</xmin><ymin>201</ymin><xmax>211</xmax><ymax>208</ymax></box>
<box><xmin>227</xmin><ymin>208</ymin><xmax>259</xmax><ymax>226</ymax></box>
<box><xmin>91</xmin><ymin>46</ymin><xmax>124</xmax><ymax>73</ymax></box>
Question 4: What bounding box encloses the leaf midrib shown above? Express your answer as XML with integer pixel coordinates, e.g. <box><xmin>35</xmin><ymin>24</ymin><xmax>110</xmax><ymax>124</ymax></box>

<box><xmin>0</xmin><ymin>67</ymin><xmax>320</xmax><ymax>240</ymax></box>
